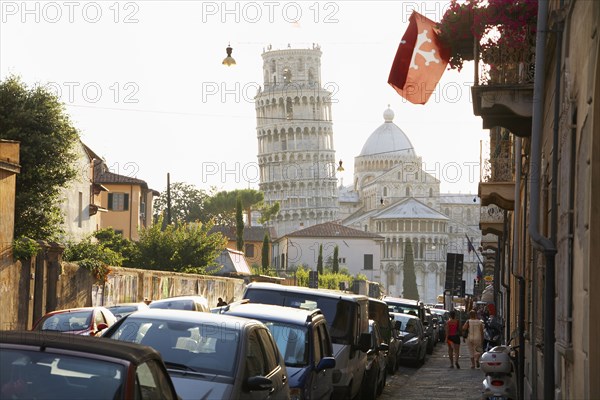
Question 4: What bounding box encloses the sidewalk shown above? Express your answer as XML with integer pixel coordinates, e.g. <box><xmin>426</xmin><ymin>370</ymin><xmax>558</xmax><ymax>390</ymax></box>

<box><xmin>381</xmin><ymin>339</ymin><xmax>483</xmax><ymax>399</ymax></box>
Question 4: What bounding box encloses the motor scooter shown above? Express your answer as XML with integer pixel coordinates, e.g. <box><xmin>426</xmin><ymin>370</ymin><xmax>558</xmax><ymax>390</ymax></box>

<box><xmin>480</xmin><ymin>340</ymin><xmax>518</xmax><ymax>400</ymax></box>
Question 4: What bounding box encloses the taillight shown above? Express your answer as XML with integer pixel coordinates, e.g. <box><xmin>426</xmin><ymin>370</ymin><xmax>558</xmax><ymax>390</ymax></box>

<box><xmin>491</xmin><ymin>380</ymin><xmax>504</xmax><ymax>387</ymax></box>
<box><xmin>486</xmin><ymin>362</ymin><xmax>502</xmax><ymax>366</ymax></box>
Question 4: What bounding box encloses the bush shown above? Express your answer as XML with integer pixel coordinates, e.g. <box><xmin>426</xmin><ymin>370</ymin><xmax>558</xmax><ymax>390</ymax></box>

<box><xmin>12</xmin><ymin>236</ymin><xmax>41</xmax><ymax>261</ymax></box>
<box><xmin>63</xmin><ymin>237</ymin><xmax>122</xmax><ymax>283</ymax></box>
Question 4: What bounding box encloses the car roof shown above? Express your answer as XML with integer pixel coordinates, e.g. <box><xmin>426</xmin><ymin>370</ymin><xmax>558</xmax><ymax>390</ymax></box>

<box><xmin>0</xmin><ymin>330</ymin><xmax>162</xmax><ymax>365</ymax></box>
<box><xmin>123</xmin><ymin>309</ymin><xmax>263</xmax><ymax>329</ymax></box>
<box><xmin>246</xmin><ymin>282</ymin><xmax>369</xmax><ymax>302</ymax></box>
<box><xmin>225</xmin><ymin>303</ymin><xmax>323</xmax><ymax>325</ymax></box>
<box><xmin>41</xmin><ymin>307</ymin><xmax>111</xmax><ymax>317</ymax></box>
<box><xmin>383</xmin><ymin>296</ymin><xmax>422</xmax><ymax>306</ymax></box>
<box><xmin>150</xmin><ymin>296</ymin><xmax>207</xmax><ymax>303</ymax></box>
<box><xmin>108</xmin><ymin>303</ymin><xmax>147</xmax><ymax>307</ymax></box>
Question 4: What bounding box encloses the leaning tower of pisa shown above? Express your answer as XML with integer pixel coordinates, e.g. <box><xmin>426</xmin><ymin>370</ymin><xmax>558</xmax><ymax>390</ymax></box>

<box><xmin>255</xmin><ymin>44</ymin><xmax>339</xmax><ymax>237</ymax></box>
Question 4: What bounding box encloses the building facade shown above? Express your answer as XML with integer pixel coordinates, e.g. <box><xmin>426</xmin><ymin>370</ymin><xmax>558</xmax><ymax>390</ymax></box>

<box><xmin>255</xmin><ymin>44</ymin><xmax>339</xmax><ymax>237</ymax></box>
<box><xmin>0</xmin><ymin>140</ymin><xmax>20</xmax><ymax>265</ymax></box>
<box><xmin>340</xmin><ymin>108</ymin><xmax>481</xmax><ymax>304</ymax></box>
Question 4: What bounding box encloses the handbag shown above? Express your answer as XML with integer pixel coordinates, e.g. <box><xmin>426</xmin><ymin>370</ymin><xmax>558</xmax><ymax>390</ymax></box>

<box><xmin>462</xmin><ymin>321</ymin><xmax>469</xmax><ymax>338</ymax></box>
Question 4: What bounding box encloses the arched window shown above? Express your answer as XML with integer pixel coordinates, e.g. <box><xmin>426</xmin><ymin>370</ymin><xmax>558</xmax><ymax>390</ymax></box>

<box><xmin>445</xmin><ymin>207</ymin><xmax>450</xmax><ymax>216</ymax></box>
<box><xmin>383</xmin><ymin>187</ymin><xmax>388</xmax><ymax>196</ymax></box>
<box><xmin>429</xmin><ymin>188</ymin><xmax>433</xmax><ymax>197</ymax></box>
<box><xmin>387</xmin><ymin>268</ymin><xmax>396</xmax><ymax>286</ymax></box>
<box><xmin>406</xmin><ymin>187</ymin><xmax>410</xmax><ymax>196</ymax></box>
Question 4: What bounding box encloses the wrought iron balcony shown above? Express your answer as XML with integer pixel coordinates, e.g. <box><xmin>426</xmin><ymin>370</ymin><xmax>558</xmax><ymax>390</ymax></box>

<box><xmin>479</xmin><ymin>155</ymin><xmax>515</xmax><ymax>210</ymax></box>
<box><xmin>471</xmin><ymin>29</ymin><xmax>536</xmax><ymax>137</ymax></box>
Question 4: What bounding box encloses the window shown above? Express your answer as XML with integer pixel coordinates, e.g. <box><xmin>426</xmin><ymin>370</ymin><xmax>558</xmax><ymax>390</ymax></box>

<box><xmin>135</xmin><ymin>361</ymin><xmax>176</xmax><ymax>400</ymax></box>
<box><xmin>245</xmin><ymin>244</ymin><xmax>255</xmax><ymax>258</ymax></box>
<box><xmin>364</xmin><ymin>254</ymin><xmax>373</xmax><ymax>270</ymax></box>
<box><xmin>246</xmin><ymin>331</ymin><xmax>267</xmax><ymax>377</ymax></box>
<box><xmin>257</xmin><ymin>328</ymin><xmax>279</xmax><ymax>372</ymax></box>
<box><xmin>108</xmin><ymin>193</ymin><xmax>129</xmax><ymax>211</ymax></box>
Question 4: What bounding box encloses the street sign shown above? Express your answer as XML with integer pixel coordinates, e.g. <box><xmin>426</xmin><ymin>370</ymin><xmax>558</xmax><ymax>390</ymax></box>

<box><xmin>444</xmin><ymin>253</ymin><xmax>464</xmax><ymax>296</ymax></box>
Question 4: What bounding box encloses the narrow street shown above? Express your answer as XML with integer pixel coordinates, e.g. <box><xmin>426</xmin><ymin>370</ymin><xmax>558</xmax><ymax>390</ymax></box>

<box><xmin>381</xmin><ymin>341</ymin><xmax>483</xmax><ymax>399</ymax></box>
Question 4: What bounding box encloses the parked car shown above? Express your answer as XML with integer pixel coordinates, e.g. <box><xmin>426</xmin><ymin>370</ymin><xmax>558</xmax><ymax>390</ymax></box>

<box><xmin>148</xmin><ymin>295</ymin><xmax>209</xmax><ymax>312</ymax></box>
<box><xmin>391</xmin><ymin>312</ymin><xmax>427</xmax><ymax>367</ymax></box>
<box><xmin>103</xmin><ymin>309</ymin><xmax>290</xmax><ymax>400</ymax></box>
<box><xmin>107</xmin><ymin>302</ymin><xmax>149</xmax><ymax>319</ymax></box>
<box><xmin>362</xmin><ymin>320</ymin><xmax>388</xmax><ymax>400</ymax></box>
<box><xmin>32</xmin><ymin>307</ymin><xmax>117</xmax><ymax>336</ymax></box>
<box><xmin>431</xmin><ymin>308</ymin><xmax>450</xmax><ymax>342</ymax></box>
<box><xmin>243</xmin><ymin>282</ymin><xmax>371</xmax><ymax>400</ymax></box>
<box><xmin>225</xmin><ymin>303</ymin><xmax>336</xmax><ymax>400</ymax></box>
<box><xmin>384</xmin><ymin>296</ymin><xmax>426</xmax><ymax>323</ymax></box>
<box><xmin>0</xmin><ymin>330</ymin><xmax>179</xmax><ymax>399</ymax></box>
<box><xmin>368</xmin><ymin>297</ymin><xmax>402</xmax><ymax>374</ymax></box>
<box><xmin>424</xmin><ymin>308</ymin><xmax>438</xmax><ymax>354</ymax></box>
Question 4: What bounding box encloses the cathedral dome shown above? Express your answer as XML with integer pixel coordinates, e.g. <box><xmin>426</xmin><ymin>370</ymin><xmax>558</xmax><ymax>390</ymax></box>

<box><xmin>359</xmin><ymin>107</ymin><xmax>416</xmax><ymax>157</ymax></box>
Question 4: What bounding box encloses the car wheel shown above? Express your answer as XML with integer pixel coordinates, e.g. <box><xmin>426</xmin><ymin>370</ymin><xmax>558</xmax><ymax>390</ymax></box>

<box><xmin>426</xmin><ymin>339</ymin><xmax>434</xmax><ymax>355</ymax></box>
<box><xmin>387</xmin><ymin>354</ymin><xmax>396</xmax><ymax>375</ymax></box>
<box><xmin>361</xmin><ymin>371</ymin><xmax>378</xmax><ymax>400</ymax></box>
<box><xmin>377</xmin><ymin>369</ymin><xmax>387</xmax><ymax>395</ymax></box>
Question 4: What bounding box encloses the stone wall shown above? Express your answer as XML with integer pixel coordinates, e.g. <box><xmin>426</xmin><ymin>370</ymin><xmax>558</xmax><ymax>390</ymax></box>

<box><xmin>1</xmin><ymin>243</ymin><xmax>246</xmax><ymax>331</ymax></box>
<box><xmin>94</xmin><ymin>266</ymin><xmax>245</xmax><ymax>309</ymax></box>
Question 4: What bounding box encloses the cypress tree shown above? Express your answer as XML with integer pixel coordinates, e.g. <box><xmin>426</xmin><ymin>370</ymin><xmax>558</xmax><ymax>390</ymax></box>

<box><xmin>332</xmin><ymin>245</ymin><xmax>339</xmax><ymax>273</ymax></box>
<box><xmin>317</xmin><ymin>244</ymin><xmax>323</xmax><ymax>274</ymax></box>
<box><xmin>261</xmin><ymin>233</ymin><xmax>269</xmax><ymax>273</ymax></box>
<box><xmin>236</xmin><ymin>196</ymin><xmax>244</xmax><ymax>251</ymax></box>
<box><xmin>402</xmin><ymin>241</ymin><xmax>419</xmax><ymax>300</ymax></box>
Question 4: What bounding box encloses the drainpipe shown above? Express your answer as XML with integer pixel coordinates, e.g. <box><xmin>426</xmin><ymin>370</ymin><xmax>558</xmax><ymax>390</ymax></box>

<box><xmin>512</xmin><ymin>137</ymin><xmax>526</xmax><ymax>399</ymax></box>
<box><xmin>529</xmin><ymin>1</ymin><xmax>558</xmax><ymax>399</ymax></box>
<box><xmin>501</xmin><ymin>210</ymin><xmax>510</xmax><ymax>343</ymax></box>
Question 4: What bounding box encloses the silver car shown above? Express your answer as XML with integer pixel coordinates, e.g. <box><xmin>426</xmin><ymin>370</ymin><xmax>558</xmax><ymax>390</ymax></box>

<box><xmin>103</xmin><ymin>309</ymin><xmax>290</xmax><ymax>400</ymax></box>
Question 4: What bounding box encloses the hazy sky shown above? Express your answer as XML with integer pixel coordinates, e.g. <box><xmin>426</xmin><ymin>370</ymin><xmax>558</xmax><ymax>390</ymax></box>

<box><xmin>1</xmin><ymin>0</ymin><xmax>487</xmax><ymax>196</ymax></box>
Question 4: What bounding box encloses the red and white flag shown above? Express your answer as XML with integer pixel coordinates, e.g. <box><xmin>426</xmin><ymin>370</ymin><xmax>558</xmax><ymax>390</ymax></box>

<box><xmin>388</xmin><ymin>11</ymin><xmax>450</xmax><ymax>105</ymax></box>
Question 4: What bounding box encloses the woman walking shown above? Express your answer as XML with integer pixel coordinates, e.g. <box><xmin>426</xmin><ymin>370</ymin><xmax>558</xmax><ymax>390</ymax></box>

<box><xmin>445</xmin><ymin>310</ymin><xmax>461</xmax><ymax>368</ymax></box>
<box><xmin>463</xmin><ymin>309</ymin><xmax>484</xmax><ymax>368</ymax></box>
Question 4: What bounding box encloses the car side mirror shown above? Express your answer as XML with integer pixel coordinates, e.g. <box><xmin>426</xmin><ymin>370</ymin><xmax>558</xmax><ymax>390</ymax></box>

<box><xmin>316</xmin><ymin>357</ymin><xmax>336</xmax><ymax>371</ymax></box>
<box><xmin>246</xmin><ymin>376</ymin><xmax>273</xmax><ymax>391</ymax></box>
<box><xmin>357</xmin><ymin>333</ymin><xmax>372</xmax><ymax>353</ymax></box>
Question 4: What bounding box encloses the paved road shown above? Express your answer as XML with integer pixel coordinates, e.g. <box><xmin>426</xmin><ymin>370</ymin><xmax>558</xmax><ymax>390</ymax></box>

<box><xmin>381</xmin><ymin>339</ymin><xmax>484</xmax><ymax>399</ymax></box>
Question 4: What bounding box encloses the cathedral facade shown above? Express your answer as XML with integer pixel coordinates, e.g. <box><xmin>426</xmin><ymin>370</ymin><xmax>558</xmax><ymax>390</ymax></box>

<box><xmin>339</xmin><ymin>108</ymin><xmax>482</xmax><ymax>304</ymax></box>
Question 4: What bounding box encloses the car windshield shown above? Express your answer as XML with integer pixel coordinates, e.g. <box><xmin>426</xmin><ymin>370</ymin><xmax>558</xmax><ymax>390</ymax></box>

<box><xmin>244</xmin><ymin>289</ymin><xmax>356</xmax><ymax>345</ymax></box>
<box><xmin>263</xmin><ymin>322</ymin><xmax>308</xmax><ymax>367</ymax></box>
<box><xmin>108</xmin><ymin>306</ymin><xmax>138</xmax><ymax>316</ymax></box>
<box><xmin>36</xmin><ymin>311</ymin><xmax>92</xmax><ymax>332</ymax></box>
<box><xmin>149</xmin><ymin>300</ymin><xmax>194</xmax><ymax>311</ymax></box>
<box><xmin>387</xmin><ymin>303</ymin><xmax>420</xmax><ymax>318</ymax></box>
<box><xmin>107</xmin><ymin>317</ymin><xmax>239</xmax><ymax>377</ymax></box>
<box><xmin>0</xmin><ymin>348</ymin><xmax>126</xmax><ymax>399</ymax></box>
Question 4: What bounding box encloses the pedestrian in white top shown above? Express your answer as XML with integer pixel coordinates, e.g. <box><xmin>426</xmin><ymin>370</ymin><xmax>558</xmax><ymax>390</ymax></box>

<box><xmin>463</xmin><ymin>309</ymin><xmax>484</xmax><ymax>368</ymax></box>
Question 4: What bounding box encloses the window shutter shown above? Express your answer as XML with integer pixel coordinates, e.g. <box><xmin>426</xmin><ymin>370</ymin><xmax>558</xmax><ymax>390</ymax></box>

<box><xmin>108</xmin><ymin>193</ymin><xmax>114</xmax><ymax>210</ymax></box>
<box><xmin>124</xmin><ymin>193</ymin><xmax>129</xmax><ymax>211</ymax></box>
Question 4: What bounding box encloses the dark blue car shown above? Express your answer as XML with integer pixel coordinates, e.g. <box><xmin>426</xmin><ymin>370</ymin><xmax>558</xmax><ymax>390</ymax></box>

<box><xmin>225</xmin><ymin>303</ymin><xmax>336</xmax><ymax>400</ymax></box>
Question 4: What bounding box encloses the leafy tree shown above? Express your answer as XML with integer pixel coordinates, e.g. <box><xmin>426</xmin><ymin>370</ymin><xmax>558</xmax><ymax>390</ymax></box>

<box><xmin>261</xmin><ymin>233</ymin><xmax>270</xmax><ymax>271</ymax></box>
<box><xmin>93</xmin><ymin>228</ymin><xmax>137</xmax><ymax>267</ymax></box>
<box><xmin>204</xmin><ymin>189</ymin><xmax>264</xmax><ymax>226</ymax></box>
<box><xmin>134</xmin><ymin>217</ymin><xmax>227</xmax><ymax>274</ymax></box>
<box><xmin>402</xmin><ymin>241</ymin><xmax>419</xmax><ymax>300</ymax></box>
<box><xmin>0</xmin><ymin>76</ymin><xmax>78</xmax><ymax>240</ymax></box>
<box><xmin>317</xmin><ymin>244</ymin><xmax>323</xmax><ymax>274</ymax></box>
<box><xmin>257</xmin><ymin>201</ymin><xmax>280</xmax><ymax>224</ymax></box>
<box><xmin>236</xmin><ymin>196</ymin><xmax>244</xmax><ymax>251</ymax></box>
<box><xmin>332</xmin><ymin>245</ymin><xmax>339</xmax><ymax>273</ymax></box>
<box><xmin>153</xmin><ymin>182</ymin><xmax>207</xmax><ymax>225</ymax></box>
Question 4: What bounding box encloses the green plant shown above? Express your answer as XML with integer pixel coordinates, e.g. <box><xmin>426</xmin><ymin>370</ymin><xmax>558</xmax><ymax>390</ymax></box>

<box><xmin>63</xmin><ymin>237</ymin><xmax>122</xmax><ymax>283</ymax></box>
<box><xmin>12</xmin><ymin>236</ymin><xmax>41</xmax><ymax>261</ymax></box>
